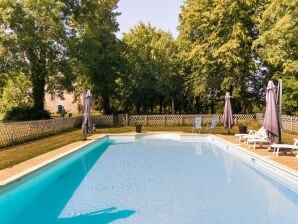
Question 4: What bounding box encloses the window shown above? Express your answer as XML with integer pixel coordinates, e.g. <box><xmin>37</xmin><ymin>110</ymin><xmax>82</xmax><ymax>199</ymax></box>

<box><xmin>50</xmin><ymin>93</ymin><xmax>55</xmax><ymax>101</ymax></box>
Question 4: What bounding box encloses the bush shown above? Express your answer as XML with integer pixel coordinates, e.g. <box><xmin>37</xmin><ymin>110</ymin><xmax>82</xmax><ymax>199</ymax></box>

<box><xmin>3</xmin><ymin>107</ymin><xmax>51</xmax><ymax>121</ymax></box>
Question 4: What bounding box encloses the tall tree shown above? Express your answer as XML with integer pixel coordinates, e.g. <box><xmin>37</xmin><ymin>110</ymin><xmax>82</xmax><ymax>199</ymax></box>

<box><xmin>254</xmin><ymin>0</ymin><xmax>298</xmax><ymax>115</ymax></box>
<box><xmin>122</xmin><ymin>23</ymin><xmax>183</xmax><ymax>114</ymax></box>
<box><xmin>68</xmin><ymin>0</ymin><xmax>122</xmax><ymax>114</ymax></box>
<box><xmin>178</xmin><ymin>0</ymin><xmax>259</xmax><ymax>113</ymax></box>
<box><xmin>0</xmin><ymin>0</ymin><xmax>73</xmax><ymax>112</ymax></box>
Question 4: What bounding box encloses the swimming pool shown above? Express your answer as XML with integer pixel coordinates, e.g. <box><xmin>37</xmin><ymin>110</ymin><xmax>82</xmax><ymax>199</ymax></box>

<box><xmin>0</xmin><ymin>134</ymin><xmax>297</xmax><ymax>223</ymax></box>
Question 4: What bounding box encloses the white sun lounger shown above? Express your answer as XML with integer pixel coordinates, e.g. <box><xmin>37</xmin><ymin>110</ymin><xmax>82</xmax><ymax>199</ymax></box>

<box><xmin>247</xmin><ymin>137</ymin><xmax>269</xmax><ymax>150</ymax></box>
<box><xmin>270</xmin><ymin>139</ymin><xmax>298</xmax><ymax>157</ymax></box>
<box><xmin>235</xmin><ymin>127</ymin><xmax>265</xmax><ymax>142</ymax></box>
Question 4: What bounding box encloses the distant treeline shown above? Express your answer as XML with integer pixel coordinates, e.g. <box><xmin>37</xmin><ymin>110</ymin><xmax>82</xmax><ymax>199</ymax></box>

<box><xmin>0</xmin><ymin>0</ymin><xmax>297</xmax><ymax>118</ymax></box>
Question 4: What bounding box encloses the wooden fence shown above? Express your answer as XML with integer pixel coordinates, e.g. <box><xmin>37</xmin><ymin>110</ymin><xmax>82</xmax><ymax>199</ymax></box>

<box><xmin>92</xmin><ymin>113</ymin><xmax>297</xmax><ymax>131</ymax></box>
<box><xmin>128</xmin><ymin>114</ymin><xmax>255</xmax><ymax>126</ymax></box>
<box><xmin>281</xmin><ymin>115</ymin><xmax>298</xmax><ymax>131</ymax></box>
<box><xmin>256</xmin><ymin>113</ymin><xmax>298</xmax><ymax>132</ymax></box>
<box><xmin>1</xmin><ymin>113</ymin><xmax>297</xmax><ymax>148</ymax></box>
<box><xmin>92</xmin><ymin>115</ymin><xmax>113</xmax><ymax>126</ymax></box>
<box><xmin>0</xmin><ymin>117</ymin><xmax>82</xmax><ymax>148</ymax></box>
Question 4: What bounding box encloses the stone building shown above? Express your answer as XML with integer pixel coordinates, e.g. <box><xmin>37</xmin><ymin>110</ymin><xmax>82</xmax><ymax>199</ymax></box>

<box><xmin>44</xmin><ymin>91</ymin><xmax>83</xmax><ymax>115</ymax></box>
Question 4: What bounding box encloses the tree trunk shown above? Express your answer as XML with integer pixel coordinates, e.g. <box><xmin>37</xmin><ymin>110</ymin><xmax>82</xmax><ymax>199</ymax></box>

<box><xmin>136</xmin><ymin>101</ymin><xmax>141</xmax><ymax>114</ymax></box>
<box><xmin>159</xmin><ymin>97</ymin><xmax>163</xmax><ymax>114</ymax></box>
<box><xmin>187</xmin><ymin>95</ymin><xmax>193</xmax><ymax>113</ymax></box>
<box><xmin>32</xmin><ymin>77</ymin><xmax>46</xmax><ymax>111</ymax></box>
<box><xmin>102</xmin><ymin>96</ymin><xmax>111</xmax><ymax>115</ymax></box>
<box><xmin>143</xmin><ymin>102</ymin><xmax>148</xmax><ymax>114</ymax></box>
<box><xmin>171</xmin><ymin>97</ymin><xmax>175</xmax><ymax>114</ymax></box>
<box><xmin>178</xmin><ymin>102</ymin><xmax>181</xmax><ymax>114</ymax></box>
<box><xmin>211</xmin><ymin>100</ymin><xmax>215</xmax><ymax>114</ymax></box>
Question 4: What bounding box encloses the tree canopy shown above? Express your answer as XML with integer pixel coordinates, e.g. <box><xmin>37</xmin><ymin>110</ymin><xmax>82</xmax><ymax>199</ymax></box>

<box><xmin>0</xmin><ymin>0</ymin><xmax>297</xmax><ymax>118</ymax></box>
<box><xmin>121</xmin><ymin>23</ymin><xmax>183</xmax><ymax>114</ymax></box>
<box><xmin>254</xmin><ymin>0</ymin><xmax>298</xmax><ymax>115</ymax></box>
<box><xmin>67</xmin><ymin>0</ymin><xmax>122</xmax><ymax>114</ymax></box>
<box><xmin>0</xmin><ymin>0</ymin><xmax>73</xmax><ymax>113</ymax></box>
<box><xmin>178</xmin><ymin>0</ymin><xmax>263</xmax><ymax>113</ymax></box>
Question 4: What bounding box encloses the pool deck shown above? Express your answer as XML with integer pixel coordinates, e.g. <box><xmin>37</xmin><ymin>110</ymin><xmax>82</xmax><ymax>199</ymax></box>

<box><xmin>218</xmin><ymin>134</ymin><xmax>298</xmax><ymax>171</ymax></box>
<box><xmin>0</xmin><ymin>132</ymin><xmax>297</xmax><ymax>187</ymax></box>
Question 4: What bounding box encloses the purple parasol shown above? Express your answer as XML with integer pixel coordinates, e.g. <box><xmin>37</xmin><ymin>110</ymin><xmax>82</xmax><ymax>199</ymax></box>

<box><xmin>82</xmin><ymin>90</ymin><xmax>93</xmax><ymax>138</ymax></box>
<box><xmin>263</xmin><ymin>81</ymin><xmax>281</xmax><ymax>143</ymax></box>
<box><xmin>223</xmin><ymin>92</ymin><xmax>234</xmax><ymax>134</ymax></box>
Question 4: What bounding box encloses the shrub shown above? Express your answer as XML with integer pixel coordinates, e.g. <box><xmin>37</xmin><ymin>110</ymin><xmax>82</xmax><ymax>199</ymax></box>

<box><xmin>0</xmin><ymin>73</ymin><xmax>33</xmax><ymax>112</ymax></box>
<box><xmin>3</xmin><ymin>106</ymin><xmax>50</xmax><ymax>121</ymax></box>
<box><xmin>239</xmin><ymin>120</ymin><xmax>261</xmax><ymax>130</ymax></box>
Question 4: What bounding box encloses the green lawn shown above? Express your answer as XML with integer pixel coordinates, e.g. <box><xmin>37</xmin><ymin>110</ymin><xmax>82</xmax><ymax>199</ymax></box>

<box><xmin>0</xmin><ymin>126</ymin><xmax>297</xmax><ymax>170</ymax></box>
<box><xmin>0</xmin><ymin>129</ymin><xmax>84</xmax><ymax>170</ymax></box>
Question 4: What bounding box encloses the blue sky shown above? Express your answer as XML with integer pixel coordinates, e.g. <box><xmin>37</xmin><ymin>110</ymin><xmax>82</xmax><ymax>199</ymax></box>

<box><xmin>117</xmin><ymin>0</ymin><xmax>184</xmax><ymax>38</ymax></box>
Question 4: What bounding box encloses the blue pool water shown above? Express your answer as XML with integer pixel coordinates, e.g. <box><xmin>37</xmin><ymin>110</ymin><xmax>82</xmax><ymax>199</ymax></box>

<box><xmin>0</xmin><ymin>136</ymin><xmax>297</xmax><ymax>223</ymax></box>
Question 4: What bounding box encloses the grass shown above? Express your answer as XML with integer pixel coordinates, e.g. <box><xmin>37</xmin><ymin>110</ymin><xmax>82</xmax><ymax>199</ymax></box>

<box><xmin>0</xmin><ymin>129</ymin><xmax>84</xmax><ymax>170</ymax></box>
<box><xmin>0</xmin><ymin>125</ymin><xmax>297</xmax><ymax>170</ymax></box>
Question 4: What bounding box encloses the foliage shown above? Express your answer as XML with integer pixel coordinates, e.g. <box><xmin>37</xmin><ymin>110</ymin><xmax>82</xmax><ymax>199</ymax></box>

<box><xmin>67</xmin><ymin>0</ymin><xmax>122</xmax><ymax>114</ymax></box>
<box><xmin>0</xmin><ymin>0</ymin><xmax>296</xmax><ymax>116</ymax></box>
<box><xmin>0</xmin><ymin>0</ymin><xmax>74</xmax><ymax>111</ymax></box>
<box><xmin>282</xmin><ymin>77</ymin><xmax>298</xmax><ymax>115</ymax></box>
<box><xmin>177</xmin><ymin>0</ymin><xmax>261</xmax><ymax>113</ymax></box>
<box><xmin>122</xmin><ymin>23</ymin><xmax>184</xmax><ymax>114</ymax></box>
<box><xmin>0</xmin><ymin>73</ymin><xmax>33</xmax><ymax>112</ymax></box>
<box><xmin>0</xmin><ymin>73</ymin><xmax>8</xmax><ymax>97</ymax></box>
<box><xmin>3</xmin><ymin>106</ymin><xmax>50</xmax><ymax>121</ymax></box>
<box><xmin>253</xmin><ymin>0</ymin><xmax>298</xmax><ymax>115</ymax></box>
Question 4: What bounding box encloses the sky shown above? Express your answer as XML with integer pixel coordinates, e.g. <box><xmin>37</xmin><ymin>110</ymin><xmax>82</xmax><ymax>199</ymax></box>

<box><xmin>117</xmin><ymin>0</ymin><xmax>185</xmax><ymax>38</ymax></box>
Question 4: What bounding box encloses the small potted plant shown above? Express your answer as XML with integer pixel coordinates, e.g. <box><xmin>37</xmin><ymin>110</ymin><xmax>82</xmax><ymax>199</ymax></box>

<box><xmin>135</xmin><ymin>120</ymin><xmax>142</xmax><ymax>133</ymax></box>
<box><xmin>238</xmin><ymin>123</ymin><xmax>247</xmax><ymax>134</ymax></box>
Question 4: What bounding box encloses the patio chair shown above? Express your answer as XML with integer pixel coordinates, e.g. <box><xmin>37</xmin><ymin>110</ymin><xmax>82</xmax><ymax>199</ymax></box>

<box><xmin>270</xmin><ymin>139</ymin><xmax>298</xmax><ymax>157</ymax></box>
<box><xmin>205</xmin><ymin>116</ymin><xmax>219</xmax><ymax>134</ymax></box>
<box><xmin>192</xmin><ymin>116</ymin><xmax>202</xmax><ymax>133</ymax></box>
<box><xmin>235</xmin><ymin>127</ymin><xmax>265</xmax><ymax>142</ymax></box>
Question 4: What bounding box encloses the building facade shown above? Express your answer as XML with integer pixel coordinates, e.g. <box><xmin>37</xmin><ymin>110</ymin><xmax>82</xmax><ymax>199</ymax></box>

<box><xmin>44</xmin><ymin>92</ymin><xmax>83</xmax><ymax>114</ymax></box>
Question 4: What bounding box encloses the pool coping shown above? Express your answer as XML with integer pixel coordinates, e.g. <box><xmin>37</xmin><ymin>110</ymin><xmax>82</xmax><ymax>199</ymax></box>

<box><xmin>0</xmin><ymin>134</ymin><xmax>106</xmax><ymax>186</ymax></box>
<box><xmin>209</xmin><ymin>135</ymin><xmax>298</xmax><ymax>192</ymax></box>
<box><xmin>0</xmin><ymin>132</ymin><xmax>297</xmax><ymax>190</ymax></box>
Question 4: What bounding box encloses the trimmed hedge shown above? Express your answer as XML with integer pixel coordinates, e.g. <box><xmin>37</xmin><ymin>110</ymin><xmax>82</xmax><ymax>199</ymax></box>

<box><xmin>3</xmin><ymin>107</ymin><xmax>50</xmax><ymax>121</ymax></box>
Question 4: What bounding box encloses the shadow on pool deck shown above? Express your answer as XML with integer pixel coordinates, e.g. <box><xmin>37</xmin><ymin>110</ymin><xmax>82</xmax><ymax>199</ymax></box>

<box><xmin>57</xmin><ymin>207</ymin><xmax>136</xmax><ymax>224</ymax></box>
